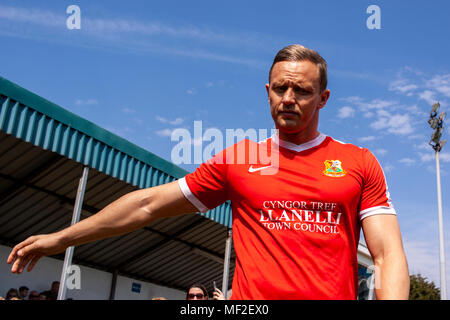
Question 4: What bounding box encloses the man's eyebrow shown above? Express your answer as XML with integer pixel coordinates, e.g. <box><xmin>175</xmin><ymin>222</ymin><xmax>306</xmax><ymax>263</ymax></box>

<box><xmin>272</xmin><ymin>80</ymin><xmax>314</xmax><ymax>90</ymax></box>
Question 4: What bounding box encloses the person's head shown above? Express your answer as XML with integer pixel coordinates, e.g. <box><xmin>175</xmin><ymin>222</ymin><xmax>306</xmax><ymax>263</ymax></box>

<box><xmin>39</xmin><ymin>292</ymin><xmax>48</xmax><ymax>300</ymax></box>
<box><xmin>6</xmin><ymin>288</ymin><xmax>19</xmax><ymax>300</ymax></box>
<box><xmin>28</xmin><ymin>290</ymin><xmax>40</xmax><ymax>300</ymax></box>
<box><xmin>266</xmin><ymin>44</ymin><xmax>330</xmax><ymax>140</ymax></box>
<box><xmin>51</xmin><ymin>281</ymin><xmax>60</xmax><ymax>293</ymax></box>
<box><xmin>186</xmin><ymin>283</ymin><xmax>209</xmax><ymax>300</ymax></box>
<box><xmin>19</xmin><ymin>286</ymin><xmax>29</xmax><ymax>299</ymax></box>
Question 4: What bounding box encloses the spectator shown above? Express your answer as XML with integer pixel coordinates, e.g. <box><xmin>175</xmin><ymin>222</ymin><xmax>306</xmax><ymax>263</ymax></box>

<box><xmin>41</xmin><ymin>281</ymin><xmax>59</xmax><ymax>300</ymax></box>
<box><xmin>39</xmin><ymin>292</ymin><xmax>47</xmax><ymax>300</ymax></box>
<box><xmin>6</xmin><ymin>288</ymin><xmax>20</xmax><ymax>300</ymax></box>
<box><xmin>28</xmin><ymin>291</ymin><xmax>40</xmax><ymax>300</ymax></box>
<box><xmin>18</xmin><ymin>286</ymin><xmax>29</xmax><ymax>300</ymax></box>
<box><xmin>186</xmin><ymin>283</ymin><xmax>208</xmax><ymax>300</ymax></box>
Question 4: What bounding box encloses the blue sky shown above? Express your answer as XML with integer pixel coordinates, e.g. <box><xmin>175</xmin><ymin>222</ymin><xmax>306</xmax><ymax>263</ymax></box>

<box><xmin>1</xmin><ymin>0</ymin><xmax>450</xmax><ymax>292</ymax></box>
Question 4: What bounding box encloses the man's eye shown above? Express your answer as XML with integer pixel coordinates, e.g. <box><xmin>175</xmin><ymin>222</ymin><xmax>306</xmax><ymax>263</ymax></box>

<box><xmin>295</xmin><ymin>88</ymin><xmax>309</xmax><ymax>94</ymax></box>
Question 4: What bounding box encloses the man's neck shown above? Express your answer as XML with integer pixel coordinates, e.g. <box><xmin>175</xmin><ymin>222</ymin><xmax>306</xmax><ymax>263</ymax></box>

<box><xmin>277</xmin><ymin>130</ymin><xmax>321</xmax><ymax>145</ymax></box>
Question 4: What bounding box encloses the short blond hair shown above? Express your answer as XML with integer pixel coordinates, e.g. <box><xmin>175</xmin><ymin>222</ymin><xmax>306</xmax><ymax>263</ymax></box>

<box><xmin>269</xmin><ymin>44</ymin><xmax>328</xmax><ymax>92</ymax></box>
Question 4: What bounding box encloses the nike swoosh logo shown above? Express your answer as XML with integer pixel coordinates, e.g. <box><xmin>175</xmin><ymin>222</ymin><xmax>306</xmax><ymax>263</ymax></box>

<box><xmin>248</xmin><ymin>165</ymin><xmax>272</xmax><ymax>173</ymax></box>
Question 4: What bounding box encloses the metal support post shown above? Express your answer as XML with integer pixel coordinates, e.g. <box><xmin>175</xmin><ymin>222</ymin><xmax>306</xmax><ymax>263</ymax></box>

<box><xmin>57</xmin><ymin>166</ymin><xmax>89</xmax><ymax>300</ymax></box>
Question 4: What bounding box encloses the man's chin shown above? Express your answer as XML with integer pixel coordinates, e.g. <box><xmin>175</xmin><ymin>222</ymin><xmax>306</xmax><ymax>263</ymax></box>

<box><xmin>275</xmin><ymin>122</ymin><xmax>302</xmax><ymax>134</ymax></box>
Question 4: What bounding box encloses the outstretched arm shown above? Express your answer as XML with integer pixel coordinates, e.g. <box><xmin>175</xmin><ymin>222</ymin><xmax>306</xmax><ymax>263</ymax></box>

<box><xmin>361</xmin><ymin>214</ymin><xmax>410</xmax><ymax>299</ymax></box>
<box><xmin>7</xmin><ymin>180</ymin><xmax>198</xmax><ymax>274</ymax></box>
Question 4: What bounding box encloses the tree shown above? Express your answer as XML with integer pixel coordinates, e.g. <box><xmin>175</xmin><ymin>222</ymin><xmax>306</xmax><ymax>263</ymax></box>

<box><xmin>409</xmin><ymin>274</ymin><xmax>441</xmax><ymax>300</ymax></box>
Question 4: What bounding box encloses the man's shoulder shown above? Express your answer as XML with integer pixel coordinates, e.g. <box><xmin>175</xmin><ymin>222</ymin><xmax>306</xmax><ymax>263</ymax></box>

<box><xmin>325</xmin><ymin>136</ymin><xmax>368</xmax><ymax>153</ymax></box>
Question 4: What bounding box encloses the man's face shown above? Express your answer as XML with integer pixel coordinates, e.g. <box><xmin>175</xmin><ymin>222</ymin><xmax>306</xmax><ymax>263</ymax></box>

<box><xmin>51</xmin><ymin>282</ymin><xmax>60</xmax><ymax>293</ymax></box>
<box><xmin>187</xmin><ymin>287</ymin><xmax>207</xmax><ymax>300</ymax></box>
<box><xmin>28</xmin><ymin>291</ymin><xmax>40</xmax><ymax>300</ymax></box>
<box><xmin>20</xmin><ymin>289</ymin><xmax>28</xmax><ymax>298</ymax></box>
<box><xmin>266</xmin><ymin>60</ymin><xmax>330</xmax><ymax>137</ymax></box>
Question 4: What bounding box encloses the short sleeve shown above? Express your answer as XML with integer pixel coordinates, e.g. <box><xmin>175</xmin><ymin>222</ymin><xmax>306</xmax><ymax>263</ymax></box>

<box><xmin>359</xmin><ymin>149</ymin><xmax>397</xmax><ymax>220</ymax></box>
<box><xmin>177</xmin><ymin>149</ymin><xmax>229</xmax><ymax>213</ymax></box>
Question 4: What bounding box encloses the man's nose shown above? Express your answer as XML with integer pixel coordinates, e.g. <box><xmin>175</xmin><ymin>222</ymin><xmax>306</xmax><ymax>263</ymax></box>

<box><xmin>281</xmin><ymin>88</ymin><xmax>295</xmax><ymax>105</ymax></box>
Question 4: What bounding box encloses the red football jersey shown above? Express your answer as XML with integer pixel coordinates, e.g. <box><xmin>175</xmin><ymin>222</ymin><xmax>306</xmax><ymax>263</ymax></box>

<box><xmin>178</xmin><ymin>133</ymin><xmax>396</xmax><ymax>300</ymax></box>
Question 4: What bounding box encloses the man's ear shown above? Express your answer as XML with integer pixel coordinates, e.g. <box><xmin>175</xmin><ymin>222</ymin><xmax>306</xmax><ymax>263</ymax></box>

<box><xmin>265</xmin><ymin>83</ymin><xmax>270</xmax><ymax>99</ymax></box>
<box><xmin>318</xmin><ymin>89</ymin><xmax>330</xmax><ymax>109</ymax></box>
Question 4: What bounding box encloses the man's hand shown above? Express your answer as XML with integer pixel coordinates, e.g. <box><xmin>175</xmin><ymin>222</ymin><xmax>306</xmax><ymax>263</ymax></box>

<box><xmin>7</xmin><ymin>233</ymin><xmax>68</xmax><ymax>274</ymax></box>
<box><xmin>212</xmin><ymin>288</ymin><xmax>226</xmax><ymax>300</ymax></box>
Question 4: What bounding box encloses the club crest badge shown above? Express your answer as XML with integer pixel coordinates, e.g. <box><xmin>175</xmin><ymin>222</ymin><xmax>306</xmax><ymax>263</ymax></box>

<box><xmin>323</xmin><ymin>160</ymin><xmax>347</xmax><ymax>177</ymax></box>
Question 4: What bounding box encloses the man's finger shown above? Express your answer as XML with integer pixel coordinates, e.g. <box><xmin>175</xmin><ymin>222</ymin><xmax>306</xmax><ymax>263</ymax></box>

<box><xmin>7</xmin><ymin>236</ymin><xmax>37</xmax><ymax>264</ymax></box>
<box><xmin>10</xmin><ymin>243</ymin><xmax>37</xmax><ymax>273</ymax></box>
<box><xmin>16</xmin><ymin>242</ymin><xmax>38</xmax><ymax>258</ymax></box>
<box><xmin>11</xmin><ymin>256</ymin><xmax>24</xmax><ymax>273</ymax></box>
<box><xmin>8</xmin><ymin>243</ymin><xmax>28</xmax><ymax>264</ymax></box>
<box><xmin>18</xmin><ymin>254</ymin><xmax>35</xmax><ymax>274</ymax></box>
<box><xmin>27</xmin><ymin>255</ymin><xmax>42</xmax><ymax>272</ymax></box>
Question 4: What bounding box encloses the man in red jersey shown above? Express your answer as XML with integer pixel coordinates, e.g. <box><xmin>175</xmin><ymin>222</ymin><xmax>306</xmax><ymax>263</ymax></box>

<box><xmin>7</xmin><ymin>44</ymin><xmax>409</xmax><ymax>299</ymax></box>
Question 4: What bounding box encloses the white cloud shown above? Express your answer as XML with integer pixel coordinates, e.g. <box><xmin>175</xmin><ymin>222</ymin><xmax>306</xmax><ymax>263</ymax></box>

<box><xmin>156</xmin><ymin>116</ymin><xmax>184</xmax><ymax>125</ymax></box>
<box><xmin>370</xmin><ymin>113</ymin><xmax>414</xmax><ymax>135</ymax></box>
<box><xmin>132</xmin><ymin>117</ymin><xmax>144</xmax><ymax>125</ymax></box>
<box><xmin>156</xmin><ymin>128</ymin><xmax>174</xmax><ymax>137</ymax></box>
<box><xmin>358</xmin><ymin>136</ymin><xmax>376</xmax><ymax>142</ymax></box>
<box><xmin>340</xmin><ymin>96</ymin><xmax>417</xmax><ymax>135</ymax></box>
<box><xmin>414</xmin><ymin>143</ymin><xmax>432</xmax><ymax>151</ymax></box>
<box><xmin>155</xmin><ymin>116</ymin><xmax>167</xmax><ymax>123</ymax></box>
<box><xmin>421</xmin><ymin>153</ymin><xmax>434</xmax><ymax>162</ymax></box>
<box><xmin>0</xmin><ymin>5</ymin><xmax>64</xmax><ymax>27</ymax></box>
<box><xmin>337</xmin><ymin>106</ymin><xmax>355</xmax><ymax>119</ymax></box>
<box><xmin>75</xmin><ymin>99</ymin><xmax>98</xmax><ymax>106</ymax></box>
<box><xmin>105</xmin><ymin>125</ymin><xmax>134</xmax><ymax>137</ymax></box>
<box><xmin>421</xmin><ymin>152</ymin><xmax>450</xmax><ymax>163</ymax></box>
<box><xmin>426</xmin><ymin>74</ymin><xmax>450</xmax><ymax>98</ymax></box>
<box><xmin>374</xmin><ymin>148</ymin><xmax>388</xmax><ymax>156</ymax></box>
<box><xmin>0</xmin><ymin>5</ymin><xmax>266</xmax><ymax>68</ymax></box>
<box><xmin>382</xmin><ymin>163</ymin><xmax>395</xmax><ymax>173</ymax></box>
<box><xmin>122</xmin><ymin>107</ymin><xmax>136</xmax><ymax>114</ymax></box>
<box><xmin>362</xmin><ymin>99</ymin><xmax>397</xmax><ymax>111</ymax></box>
<box><xmin>399</xmin><ymin>158</ymin><xmax>416</xmax><ymax>166</ymax></box>
<box><xmin>389</xmin><ymin>78</ymin><xmax>418</xmax><ymax>95</ymax></box>
<box><xmin>340</xmin><ymin>97</ymin><xmax>399</xmax><ymax>113</ymax></box>
<box><xmin>438</xmin><ymin>153</ymin><xmax>450</xmax><ymax>162</ymax></box>
<box><xmin>390</xmin><ymin>69</ymin><xmax>450</xmax><ymax>108</ymax></box>
<box><xmin>418</xmin><ymin>90</ymin><xmax>437</xmax><ymax>105</ymax></box>
<box><xmin>186</xmin><ymin>89</ymin><xmax>196</xmax><ymax>95</ymax></box>
<box><xmin>170</xmin><ymin>118</ymin><xmax>184</xmax><ymax>125</ymax></box>
<box><xmin>341</xmin><ymin>96</ymin><xmax>363</xmax><ymax>104</ymax></box>
<box><xmin>363</xmin><ymin>111</ymin><xmax>375</xmax><ymax>118</ymax></box>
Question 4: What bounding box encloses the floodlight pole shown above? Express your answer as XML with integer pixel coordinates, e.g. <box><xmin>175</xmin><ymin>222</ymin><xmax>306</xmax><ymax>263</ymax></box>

<box><xmin>435</xmin><ymin>150</ymin><xmax>447</xmax><ymax>300</ymax></box>
<box><xmin>428</xmin><ymin>102</ymin><xmax>447</xmax><ymax>300</ymax></box>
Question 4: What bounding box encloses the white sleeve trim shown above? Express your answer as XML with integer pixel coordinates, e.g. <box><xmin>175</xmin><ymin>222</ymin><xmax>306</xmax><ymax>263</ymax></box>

<box><xmin>177</xmin><ymin>177</ymin><xmax>209</xmax><ymax>213</ymax></box>
<box><xmin>359</xmin><ymin>206</ymin><xmax>397</xmax><ymax>220</ymax></box>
